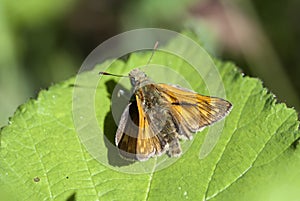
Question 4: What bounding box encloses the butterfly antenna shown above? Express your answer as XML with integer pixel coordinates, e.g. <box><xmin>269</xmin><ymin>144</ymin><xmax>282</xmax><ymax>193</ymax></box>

<box><xmin>99</xmin><ymin>72</ymin><xmax>128</xmax><ymax>77</ymax></box>
<box><xmin>100</xmin><ymin>41</ymin><xmax>158</xmax><ymax>76</ymax></box>
<box><xmin>145</xmin><ymin>41</ymin><xmax>159</xmax><ymax>67</ymax></box>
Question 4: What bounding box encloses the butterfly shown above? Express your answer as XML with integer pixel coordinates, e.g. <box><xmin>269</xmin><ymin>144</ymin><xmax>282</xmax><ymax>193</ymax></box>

<box><xmin>100</xmin><ymin>68</ymin><xmax>232</xmax><ymax>161</ymax></box>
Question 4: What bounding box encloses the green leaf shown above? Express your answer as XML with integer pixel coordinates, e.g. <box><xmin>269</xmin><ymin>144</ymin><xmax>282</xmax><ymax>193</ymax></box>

<box><xmin>1</xmin><ymin>34</ymin><xmax>299</xmax><ymax>201</ymax></box>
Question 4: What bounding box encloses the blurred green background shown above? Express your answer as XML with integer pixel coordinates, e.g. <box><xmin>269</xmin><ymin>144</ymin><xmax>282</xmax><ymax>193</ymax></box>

<box><xmin>0</xmin><ymin>0</ymin><xmax>299</xmax><ymax>127</ymax></box>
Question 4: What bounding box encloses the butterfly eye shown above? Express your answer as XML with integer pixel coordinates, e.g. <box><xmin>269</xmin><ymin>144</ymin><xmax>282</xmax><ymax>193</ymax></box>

<box><xmin>130</xmin><ymin>77</ymin><xmax>137</xmax><ymax>86</ymax></box>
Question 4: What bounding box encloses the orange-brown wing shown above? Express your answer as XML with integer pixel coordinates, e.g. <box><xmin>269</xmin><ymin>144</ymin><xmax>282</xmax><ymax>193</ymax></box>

<box><xmin>115</xmin><ymin>97</ymin><xmax>164</xmax><ymax>161</ymax></box>
<box><xmin>157</xmin><ymin>84</ymin><xmax>232</xmax><ymax>138</ymax></box>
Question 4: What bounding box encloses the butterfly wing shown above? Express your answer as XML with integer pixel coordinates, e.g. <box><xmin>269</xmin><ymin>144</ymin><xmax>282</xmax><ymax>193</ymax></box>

<box><xmin>156</xmin><ymin>83</ymin><xmax>232</xmax><ymax>138</ymax></box>
<box><xmin>115</xmin><ymin>97</ymin><xmax>165</xmax><ymax>161</ymax></box>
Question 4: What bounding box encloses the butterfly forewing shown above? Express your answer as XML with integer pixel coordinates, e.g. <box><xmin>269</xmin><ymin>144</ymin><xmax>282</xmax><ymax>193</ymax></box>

<box><xmin>116</xmin><ymin>98</ymin><xmax>164</xmax><ymax>161</ymax></box>
<box><xmin>157</xmin><ymin>84</ymin><xmax>232</xmax><ymax>133</ymax></box>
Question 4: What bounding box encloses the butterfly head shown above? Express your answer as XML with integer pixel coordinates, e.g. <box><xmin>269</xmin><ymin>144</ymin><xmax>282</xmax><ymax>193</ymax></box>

<box><xmin>129</xmin><ymin>68</ymin><xmax>152</xmax><ymax>89</ymax></box>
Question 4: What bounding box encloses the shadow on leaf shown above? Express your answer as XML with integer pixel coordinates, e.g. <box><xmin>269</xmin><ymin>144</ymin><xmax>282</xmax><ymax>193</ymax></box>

<box><xmin>66</xmin><ymin>193</ymin><xmax>76</xmax><ymax>201</ymax></box>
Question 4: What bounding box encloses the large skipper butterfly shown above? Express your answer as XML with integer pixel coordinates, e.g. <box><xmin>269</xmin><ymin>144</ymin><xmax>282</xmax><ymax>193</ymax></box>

<box><xmin>100</xmin><ymin>44</ymin><xmax>232</xmax><ymax>161</ymax></box>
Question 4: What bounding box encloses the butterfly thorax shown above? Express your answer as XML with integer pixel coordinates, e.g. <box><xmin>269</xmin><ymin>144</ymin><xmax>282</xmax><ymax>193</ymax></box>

<box><xmin>129</xmin><ymin>69</ymin><xmax>170</xmax><ymax>127</ymax></box>
<box><xmin>129</xmin><ymin>68</ymin><xmax>165</xmax><ymax>108</ymax></box>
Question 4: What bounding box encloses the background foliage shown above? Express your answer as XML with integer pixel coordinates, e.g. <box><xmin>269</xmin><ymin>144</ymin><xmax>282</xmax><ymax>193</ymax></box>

<box><xmin>0</xmin><ymin>0</ymin><xmax>300</xmax><ymax>127</ymax></box>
